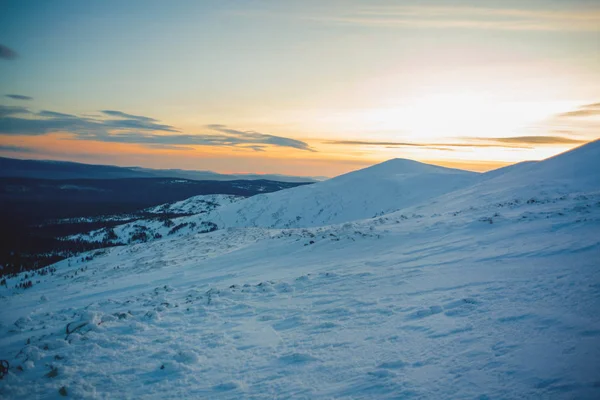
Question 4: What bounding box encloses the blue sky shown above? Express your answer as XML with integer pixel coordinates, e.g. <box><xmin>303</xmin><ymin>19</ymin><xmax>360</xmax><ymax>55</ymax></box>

<box><xmin>1</xmin><ymin>0</ymin><xmax>599</xmax><ymax>175</ymax></box>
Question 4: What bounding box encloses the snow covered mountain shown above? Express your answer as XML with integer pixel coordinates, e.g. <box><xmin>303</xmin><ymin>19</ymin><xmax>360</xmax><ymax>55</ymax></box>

<box><xmin>70</xmin><ymin>158</ymin><xmax>480</xmax><ymax>244</ymax></box>
<box><xmin>208</xmin><ymin>159</ymin><xmax>479</xmax><ymax>229</ymax></box>
<box><xmin>1</xmin><ymin>140</ymin><xmax>599</xmax><ymax>399</ymax></box>
<box><xmin>407</xmin><ymin>139</ymin><xmax>600</xmax><ymax>218</ymax></box>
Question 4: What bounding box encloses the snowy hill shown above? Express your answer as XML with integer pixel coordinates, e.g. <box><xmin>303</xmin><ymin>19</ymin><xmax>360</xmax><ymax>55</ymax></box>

<box><xmin>408</xmin><ymin>139</ymin><xmax>600</xmax><ymax>219</ymax></box>
<box><xmin>70</xmin><ymin>194</ymin><xmax>244</xmax><ymax>244</ymax></box>
<box><xmin>492</xmin><ymin>138</ymin><xmax>600</xmax><ymax>190</ymax></box>
<box><xmin>144</xmin><ymin>194</ymin><xmax>242</xmax><ymax>215</ymax></box>
<box><xmin>208</xmin><ymin>158</ymin><xmax>479</xmax><ymax>229</ymax></box>
<box><xmin>1</xmin><ymin>141</ymin><xmax>599</xmax><ymax>399</ymax></box>
<box><xmin>69</xmin><ymin>158</ymin><xmax>479</xmax><ymax>244</ymax></box>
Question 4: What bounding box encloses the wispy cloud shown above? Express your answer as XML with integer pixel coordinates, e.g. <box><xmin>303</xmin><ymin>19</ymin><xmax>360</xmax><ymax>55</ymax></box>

<box><xmin>0</xmin><ymin>105</ymin><xmax>30</xmax><ymax>117</ymax></box>
<box><xmin>5</xmin><ymin>94</ymin><xmax>33</xmax><ymax>101</ymax></box>
<box><xmin>207</xmin><ymin>124</ymin><xmax>314</xmax><ymax>152</ymax></box>
<box><xmin>37</xmin><ymin>110</ymin><xmax>78</xmax><ymax>118</ymax></box>
<box><xmin>483</xmin><ymin>136</ymin><xmax>588</xmax><ymax>144</ymax></box>
<box><xmin>92</xmin><ymin>126</ymin><xmax>315</xmax><ymax>152</ymax></box>
<box><xmin>101</xmin><ymin>110</ymin><xmax>158</xmax><ymax>122</ymax></box>
<box><xmin>326</xmin><ymin>134</ymin><xmax>589</xmax><ymax>149</ymax></box>
<box><xmin>0</xmin><ymin>44</ymin><xmax>18</xmax><ymax>60</ymax></box>
<box><xmin>142</xmin><ymin>144</ymin><xmax>196</xmax><ymax>151</ymax></box>
<box><xmin>557</xmin><ymin>102</ymin><xmax>600</xmax><ymax>118</ymax></box>
<box><xmin>325</xmin><ymin>139</ymin><xmax>531</xmax><ymax>149</ymax></box>
<box><xmin>332</xmin><ymin>102</ymin><xmax>597</xmax><ymax>151</ymax></box>
<box><xmin>525</xmin><ymin>101</ymin><xmax>600</xmax><ymax>141</ymax></box>
<box><xmin>0</xmin><ymin>107</ymin><xmax>315</xmax><ymax>152</ymax></box>
<box><xmin>0</xmin><ymin>144</ymin><xmax>34</xmax><ymax>153</ymax></box>
<box><xmin>306</xmin><ymin>5</ymin><xmax>600</xmax><ymax>31</ymax></box>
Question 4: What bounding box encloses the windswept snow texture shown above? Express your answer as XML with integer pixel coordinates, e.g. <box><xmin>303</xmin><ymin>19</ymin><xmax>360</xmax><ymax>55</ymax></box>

<box><xmin>210</xmin><ymin>159</ymin><xmax>479</xmax><ymax>229</ymax></box>
<box><xmin>1</xmin><ymin>140</ymin><xmax>600</xmax><ymax>399</ymax></box>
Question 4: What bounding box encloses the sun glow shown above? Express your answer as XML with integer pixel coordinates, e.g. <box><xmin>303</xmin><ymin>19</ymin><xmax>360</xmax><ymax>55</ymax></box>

<box><xmin>361</xmin><ymin>92</ymin><xmax>574</xmax><ymax>140</ymax></box>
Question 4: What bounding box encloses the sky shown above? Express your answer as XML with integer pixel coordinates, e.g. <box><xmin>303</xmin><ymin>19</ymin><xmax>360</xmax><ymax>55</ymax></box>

<box><xmin>1</xmin><ymin>0</ymin><xmax>599</xmax><ymax>177</ymax></box>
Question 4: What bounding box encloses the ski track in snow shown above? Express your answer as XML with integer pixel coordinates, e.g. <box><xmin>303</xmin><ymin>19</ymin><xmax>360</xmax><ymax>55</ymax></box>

<box><xmin>1</xmin><ymin>141</ymin><xmax>600</xmax><ymax>399</ymax></box>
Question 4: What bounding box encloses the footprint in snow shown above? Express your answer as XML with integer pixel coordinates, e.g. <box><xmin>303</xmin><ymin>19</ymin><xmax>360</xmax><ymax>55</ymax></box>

<box><xmin>405</xmin><ymin>305</ymin><xmax>443</xmax><ymax>320</ymax></box>
<box><xmin>278</xmin><ymin>353</ymin><xmax>319</xmax><ymax>365</ymax></box>
<box><xmin>378</xmin><ymin>360</ymin><xmax>409</xmax><ymax>369</ymax></box>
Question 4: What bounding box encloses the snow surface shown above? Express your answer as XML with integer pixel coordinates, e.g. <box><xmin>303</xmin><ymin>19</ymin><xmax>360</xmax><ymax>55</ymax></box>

<box><xmin>70</xmin><ymin>158</ymin><xmax>478</xmax><ymax>245</ymax></box>
<box><xmin>1</xmin><ymin>140</ymin><xmax>600</xmax><ymax>399</ymax></box>
<box><xmin>70</xmin><ymin>194</ymin><xmax>243</xmax><ymax>244</ymax></box>
<box><xmin>144</xmin><ymin>194</ymin><xmax>243</xmax><ymax>215</ymax></box>
<box><xmin>208</xmin><ymin>159</ymin><xmax>479</xmax><ymax>229</ymax></box>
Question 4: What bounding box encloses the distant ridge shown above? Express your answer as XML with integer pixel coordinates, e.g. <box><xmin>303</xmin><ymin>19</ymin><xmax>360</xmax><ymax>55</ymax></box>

<box><xmin>0</xmin><ymin>157</ymin><xmax>319</xmax><ymax>183</ymax></box>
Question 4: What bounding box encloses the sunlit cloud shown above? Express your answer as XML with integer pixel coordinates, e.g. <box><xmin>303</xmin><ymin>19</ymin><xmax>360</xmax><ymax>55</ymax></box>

<box><xmin>557</xmin><ymin>102</ymin><xmax>600</xmax><ymax>118</ymax></box>
<box><xmin>142</xmin><ymin>144</ymin><xmax>195</xmax><ymax>151</ymax></box>
<box><xmin>482</xmin><ymin>136</ymin><xmax>588</xmax><ymax>144</ymax></box>
<box><xmin>324</xmin><ymin>139</ymin><xmax>536</xmax><ymax>149</ymax></box>
<box><xmin>308</xmin><ymin>5</ymin><xmax>600</xmax><ymax>31</ymax></box>
<box><xmin>0</xmin><ymin>107</ymin><xmax>315</xmax><ymax>152</ymax></box>
<box><xmin>5</xmin><ymin>94</ymin><xmax>33</xmax><ymax>101</ymax></box>
<box><xmin>94</xmin><ymin>126</ymin><xmax>315</xmax><ymax>152</ymax></box>
<box><xmin>524</xmin><ymin>101</ymin><xmax>600</xmax><ymax>142</ymax></box>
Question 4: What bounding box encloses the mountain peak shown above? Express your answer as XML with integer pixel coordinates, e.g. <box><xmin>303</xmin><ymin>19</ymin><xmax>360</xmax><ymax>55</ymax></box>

<box><xmin>353</xmin><ymin>157</ymin><xmax>473</xmax><ymax>177</ymax></box>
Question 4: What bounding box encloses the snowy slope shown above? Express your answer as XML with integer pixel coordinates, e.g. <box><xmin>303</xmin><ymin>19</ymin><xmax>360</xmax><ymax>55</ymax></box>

<box><xmin>70</xmin><ymin>159</ymin><xmax>479</xmax><ymax>244</ymax></box>
<box><xmin>144</xmin><ymin>194</ymin><xmax>242</xmax><ymax>215</ymax></box>
<box><xmin>70</xmin><ymin>194</ymin><xmax>244</xmax><ymax>244</ymax></box>
<box><xmin>405</xmin><ymin>139</ymin><xmax>600</xmax><ymax>219</ymax></box>
<box><xmin>1</xmin><ymin>141</ymin><xmax>599</xmax><ymax>399</ymax></box>
<box><xmin>208</xmin><ymin>159</ymin><xmax>479</xmax><ymax>229</ymax></box>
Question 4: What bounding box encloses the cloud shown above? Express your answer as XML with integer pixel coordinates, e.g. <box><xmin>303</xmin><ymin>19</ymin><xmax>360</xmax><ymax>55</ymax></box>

<box><xmin>0</xmin><ymin>144</ymin><xmax>34</xmax><ymax>153</ymax></box>
<box><xmin>242</xmin><ymin>145</ymin><xmax>267</xmax><ymax>152</ymax></box>
<box><xmin>326</xmin><ymin>140</ymin><xmax>420</xmax><ymax>147</ymax></box>
<box><xmin>308</xmin><ymin>5</ymin><xmax>600</xmax><ymax>31</ymax></box>
<box><xmin>0</xmin><ymin>105</ymin><xmax>31</xmax><ymax>117</ymax></box>
<box><xmin>206</xmin><ymin>124</ymin><xmax>314</xmax><ymax>152</ymax></box>
<box><xmin>326</xmin><ymin>135</ymin><xmax>590</xmax><ymax>149</ymax></box>
<box><xmin>5</xmin><ymin>94</ymin><xmax>33</xmax><ymax>101</ymax></box>
<box><xmin>0</xmin><ymin>44</ymin><xmax>18</xmax><ymax>60</ymax></box>
<box><xmin>101</xmin><ymin>110</ymin><xmax>158</xmax><ymax>122</ymax></box>
<box><xmin>526</xmin><ymin>102</ymin><xmax>600</xmax><ymax>141</ymax></box>
<box><xmin>484</xmin><ymin>136</ymin><xmax>587</xmax><ymax>144</ymax></box>
<box><xmin>325</xmin><ymin>139</ymin><xmax>533</xmax><ymax>149</ymax></box>
<box><xmin>141</xmin><ymin>144</ymin><xmax>196</xmax><ymax>151</ymax></box>
<box><xmin>0</xmin><ymin>107</ymin><xmax>315</xmax><ymax>152</ymax></box>
<box><xmin>557</xmin><ymin>102</ymin><xmax>600</xmax><ymax>118</ymax></box>
<box><xmin>38</xmin><ymin>110</ymin><xmax>78</xmax><ymax>118</ymax></box>
<box><xmin>92</xmin><ymin>126</ymin><xmax>315</xmax><ymax>152</ymax></box>
<box><xmin>101</xmin><ymin>118</ymin><xmax>179</xmax><ymax>133</ymax></box>
<box><xmin>326</xmin><ymin>102</ymin><xmax>600</xmax><ymax>150</ymax></box>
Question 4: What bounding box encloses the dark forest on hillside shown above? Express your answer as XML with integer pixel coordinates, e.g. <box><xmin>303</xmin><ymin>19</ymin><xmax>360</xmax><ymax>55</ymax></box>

<box><xmin>0</xmin><ymin>177</ymin><xmax>311</xmax><ymax>278</ymax></box>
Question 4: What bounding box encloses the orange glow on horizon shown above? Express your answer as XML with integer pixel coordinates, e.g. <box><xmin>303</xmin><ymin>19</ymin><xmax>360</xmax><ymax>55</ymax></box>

<box><xmin>1</xmin><ymin>130</ymin><xmax>594</xmax><ymax>178</ymax></box>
